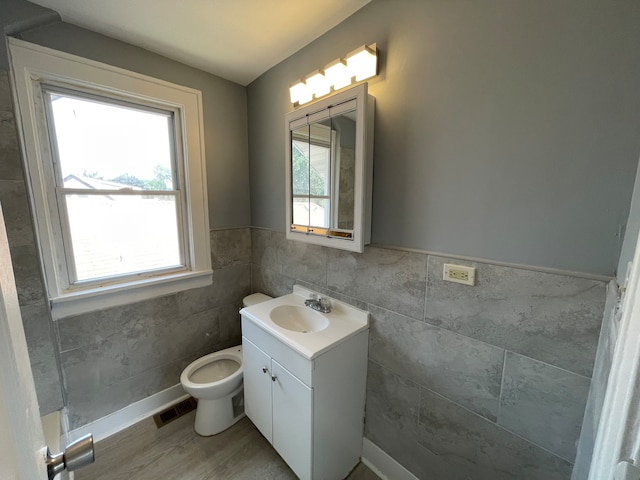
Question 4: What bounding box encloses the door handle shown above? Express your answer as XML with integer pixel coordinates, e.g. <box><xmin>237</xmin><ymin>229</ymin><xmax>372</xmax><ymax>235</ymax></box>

<box><xmin>46</xmin><ymin>433</ymin><xmax>95</xmax><ymax>480</ymax></box>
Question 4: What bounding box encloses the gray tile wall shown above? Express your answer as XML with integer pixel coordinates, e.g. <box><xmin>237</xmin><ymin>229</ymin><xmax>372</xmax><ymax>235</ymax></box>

<box><xmin>56</xmin><ymin>227</ymin><xmax>252</xmax><ymax>429</ymax></box>
<box><xmin>251</xmin><ymin>228</ymin><xmax>607</xmax><ymax>479</ymax></box>
<box><xmin>0</xmin><ymin>70</ymin><xmax>63</xmax><ymax>415</ymax></box>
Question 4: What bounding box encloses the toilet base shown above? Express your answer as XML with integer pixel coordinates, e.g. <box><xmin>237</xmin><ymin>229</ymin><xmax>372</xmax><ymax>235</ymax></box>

<box><xmin>194</xmin><ymin>383</ymin><xmax>245</xmax><ymax>436</ymax></box>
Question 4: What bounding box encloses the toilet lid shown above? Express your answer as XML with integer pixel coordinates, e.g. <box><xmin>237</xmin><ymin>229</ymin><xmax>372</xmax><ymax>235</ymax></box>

<box><xmin>243</xmin><ymin>292</ymin><xmax>273</xmax><ymax>307</ymax></box>
<box><xmin>190</xmin><ymin>359</ymin><xmax>240</xmax><ymax>384</ymax></box>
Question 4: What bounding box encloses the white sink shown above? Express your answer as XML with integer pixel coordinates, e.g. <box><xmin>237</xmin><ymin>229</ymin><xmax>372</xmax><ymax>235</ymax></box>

<box><xmin>240</xmin><ymin>285</ymin><xmax>369</xmax><ymax>359</ymax></box>
<box><xmin>270</xmin><ymin>305</ymin><xmax>329</xmax><ymax>333</ymax></box>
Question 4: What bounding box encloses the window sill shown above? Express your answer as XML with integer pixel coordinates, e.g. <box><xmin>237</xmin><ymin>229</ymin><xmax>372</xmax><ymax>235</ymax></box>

<box><xmin>49</xmin><ymin>269</ymin><xmax>213</xmax><ymax>320</ymax></box>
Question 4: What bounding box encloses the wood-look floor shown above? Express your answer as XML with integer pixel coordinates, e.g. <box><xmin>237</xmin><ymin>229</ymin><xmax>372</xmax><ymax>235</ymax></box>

<box><xmin>75</xmin><ymin>412</ymin><xmax>379</xmax><ymax>480</ymax></box>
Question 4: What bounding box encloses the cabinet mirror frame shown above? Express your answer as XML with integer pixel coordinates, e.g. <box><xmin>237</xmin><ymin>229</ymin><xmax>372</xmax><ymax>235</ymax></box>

<box><xmin>285</xmin><ymin>83</ymin><xmax>374</xmax><ymax>253</ymax></box>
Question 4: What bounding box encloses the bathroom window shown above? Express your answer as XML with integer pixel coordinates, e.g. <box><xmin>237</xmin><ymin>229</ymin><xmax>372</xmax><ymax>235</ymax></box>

<box><xmin>10</xmin><ymin>39</ymin><xmax>212</xmax><ymax>319</ymax></box>
<box><xmin>44</xmin><ymin>88</ymin><xmax>185</xmax><ymax>283</ymax></box>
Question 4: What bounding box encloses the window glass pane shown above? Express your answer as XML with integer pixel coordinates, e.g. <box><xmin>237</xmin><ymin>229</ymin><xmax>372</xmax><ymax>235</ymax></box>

<box><xmin>292</xmin><ymin>139</ymin><xmax>331</xmax><ymax>197</ymax></box>
<box><xmin>309</xmin><ymin>198</ymin><xmax>330</xmax><ymax>228</ymax></box>
<box><xmin>47</xmin><ymin>91</ymin><xmax>175</xmax><ymax>190</ymax></box>
<box><xmin>292</xmin><ymin>136</ymin><xmax>309</xmax><ymax>196</ymax></box>
<box><xmin>65</xmin><ymin>193</ymin><xmax>182</xmax><ymax>281</ymax></box>
<box><xmin>292</xmin><ymin>197</ymin><xmax>310</xmax><ymax>226</ymax></box>
<box><xmin>308</xmin><ymin>143</ymin><xmax>330</xmax><ymax>196</ymax></box>
<box><xmin>332</xmin><ymin>112</ymin><xmax>356</xmax><ymax>230</ymax></box>
<box><xmin>309</xmin><ymin>121</ymin><xmax>331</xmax><ymax>197</ymax></box>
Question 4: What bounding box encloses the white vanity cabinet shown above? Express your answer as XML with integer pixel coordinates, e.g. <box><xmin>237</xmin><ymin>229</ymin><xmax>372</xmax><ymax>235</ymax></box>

<box><xmin>241</xmin><ymin>315</ymin><xmax>368</xmax><ymax>480</ymax></box>
<box><xmin>243</xmin><ymin>338</ymin><xmax>313</xmax><ymax>477</ymax></box>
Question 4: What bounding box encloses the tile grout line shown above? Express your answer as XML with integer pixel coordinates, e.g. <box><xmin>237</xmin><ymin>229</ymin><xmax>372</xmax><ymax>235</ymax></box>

<box><xmin>416</xmin><ymin>380</ymin><xmax>422</xmax><ymax>431</ymax></box>
<box><xmin>414</xmin><ymin>379</ymin><xmax>577</xmax><ymax>465</ymax></box>
<box><xmin>423</xmin><ymin>254</ymin><xmax>430</xmax><ymax>322</ymax></box>
<box><xmin>370</xmin><ymin>357</ymin><xmax>577</xmax><ymax>465</ymax></box>
<box><xmin>362</xmin><ymin>297</ymin><xmax>592</xmax><ymax>380</ymax></box>
<box><xmin>506</xmin><ymin>350</ymin><xmax>593</xmax><ymax>380</ymax></box>
<box><xmin>496</xmin><ymin>349</ymin><xmax>507</xmax><ymax>424</ymax></box>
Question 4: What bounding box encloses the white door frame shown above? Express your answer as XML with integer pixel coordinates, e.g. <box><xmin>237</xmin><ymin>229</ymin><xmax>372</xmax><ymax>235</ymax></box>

<box><xmin>0</xmin><ymin>201</ymin><xmax>48</xmax><ymax>478</ymax></box>
<box><xmin>589</xmin><ymin>227</ymin><xmax>640</xmax><ymax>479</ymax></box>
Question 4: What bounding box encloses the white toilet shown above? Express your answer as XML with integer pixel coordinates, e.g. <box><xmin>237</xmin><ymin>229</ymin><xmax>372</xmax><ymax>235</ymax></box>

<box><xmin>180</xmin><ymin>292</ymin><xmax>272</xmax><ymax>436</ymax></box>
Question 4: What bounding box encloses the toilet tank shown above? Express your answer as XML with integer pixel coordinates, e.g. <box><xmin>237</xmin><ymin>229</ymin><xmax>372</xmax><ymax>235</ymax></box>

<box><xmin>242</xmin><ymin>293</ymin><xmax>273</xmax><ymax>307</ymax></box>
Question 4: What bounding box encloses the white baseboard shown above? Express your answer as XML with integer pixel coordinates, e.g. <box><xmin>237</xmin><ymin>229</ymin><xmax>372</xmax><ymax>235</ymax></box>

<box><xmin>68</xmin><ymin>384</ymin><xmax>188</xmax><ymax>443</ymax></box>
<box><xmin>362</xmin><ymin>438</ymin><xmax>419</xmax><ymax>480</ymax></box>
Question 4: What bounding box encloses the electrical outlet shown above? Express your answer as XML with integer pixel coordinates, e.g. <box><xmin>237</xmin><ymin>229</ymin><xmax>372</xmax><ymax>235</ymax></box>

<box><xmin>443</xmin><ymin>263</ymin><xmax>475</xmax><ymax>286</ymax></box>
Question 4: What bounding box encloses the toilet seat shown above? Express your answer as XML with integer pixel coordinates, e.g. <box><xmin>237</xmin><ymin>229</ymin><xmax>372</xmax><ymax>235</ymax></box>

<box><xmin>189</xmin><ymin>358</ymin><xmax>239</xmax><ymax>384</ymax></box>
<box><xmin>180</xmin><ymin>347</ymin><xmax>243</xmax><ymax>399</ymax></box>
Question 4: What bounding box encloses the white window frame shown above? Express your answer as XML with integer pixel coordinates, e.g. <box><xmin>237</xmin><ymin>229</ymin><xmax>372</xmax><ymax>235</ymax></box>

<box><xmin>9</xmin><ymin>38</ymin><xmax>212</xmax><ymax>320</ymax></box>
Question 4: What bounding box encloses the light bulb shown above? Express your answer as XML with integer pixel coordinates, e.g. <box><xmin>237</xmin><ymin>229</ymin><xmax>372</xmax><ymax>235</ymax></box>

<box><xmin>305</xmin><ymin>70</ymin><xmax>330</xmax><ymax>99</ymax></box>
<box><xmin>346</xmin><ymin>45</ymin><xmax>377</xmax><ymax>82</ymax></box>
<box><xmin>324</xmin><ymin>59</ymin><xmax>351</xmax><ymax>91</ymax></box>
<box><xmin>289</xmin><ymin>81</ymin><xmax>312</xmax><ymax>105</ymax></box>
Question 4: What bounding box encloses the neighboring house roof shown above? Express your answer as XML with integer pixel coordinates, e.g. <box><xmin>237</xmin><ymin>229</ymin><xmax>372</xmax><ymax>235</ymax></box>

<box><xmin>63</xmin><ymin>174</ymin><xmax>142</xmax><ymax>191</ymax></box>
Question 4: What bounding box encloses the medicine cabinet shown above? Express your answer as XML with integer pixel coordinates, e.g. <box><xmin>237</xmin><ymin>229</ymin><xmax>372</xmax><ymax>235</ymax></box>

<box><xmin>285</xmin><ymin>83</ymin><xmax>374</xmax><ymax>252</ymax></box>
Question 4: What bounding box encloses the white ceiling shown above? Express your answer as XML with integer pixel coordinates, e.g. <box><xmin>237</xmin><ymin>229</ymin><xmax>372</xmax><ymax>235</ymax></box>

<box><xmin>27</xmin><ymin>0</ymin><xmax>371</xmax><ymax>86</ymax></box>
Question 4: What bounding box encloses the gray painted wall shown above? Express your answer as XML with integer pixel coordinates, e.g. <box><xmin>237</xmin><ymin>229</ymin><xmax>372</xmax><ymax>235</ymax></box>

<box><xmin>0</xmin><ymin>0</ymin><xmax>58</xmax><ymax>68</ymax></box>
<box><xmin>19</xmin><ymin>20</ymin><xmax>251</xmax><ymax>229</ymax></box>
<box><xmin>247</xmin><ymin>0</ymin><xmax>640</xmax><ymax>276</ymax></box>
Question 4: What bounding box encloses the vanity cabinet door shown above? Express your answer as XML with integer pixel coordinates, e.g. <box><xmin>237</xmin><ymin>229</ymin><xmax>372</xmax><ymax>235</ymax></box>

<box><xmin>271</xmin><ymin>359</ymin><xmax>313</xmax><ymax>480</ymax></box>
<box><xmin>242</xmin><ymin>337</ymin><xmax>273</xmax><ymax>442</ymax></box>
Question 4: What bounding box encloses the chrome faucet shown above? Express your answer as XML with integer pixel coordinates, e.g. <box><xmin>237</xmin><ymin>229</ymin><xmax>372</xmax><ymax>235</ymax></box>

<box><xmin>304</xmin><ymin>294</ymin><xmax>331</xmax><ymax>313</ymax></box>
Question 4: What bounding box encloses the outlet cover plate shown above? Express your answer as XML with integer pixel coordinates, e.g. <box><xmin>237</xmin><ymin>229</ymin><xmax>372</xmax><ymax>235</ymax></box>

<box><xmin>443</xmin><ymin>263</ymin><xmax>476</xmax><ymax>286</ymax></box>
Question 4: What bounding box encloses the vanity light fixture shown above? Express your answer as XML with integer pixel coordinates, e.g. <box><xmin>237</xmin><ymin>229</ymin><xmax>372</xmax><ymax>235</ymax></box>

<box><xmin>289</xmin><ymin>43</ymin><xmax>377</xmax><ymax>107</ymax></box>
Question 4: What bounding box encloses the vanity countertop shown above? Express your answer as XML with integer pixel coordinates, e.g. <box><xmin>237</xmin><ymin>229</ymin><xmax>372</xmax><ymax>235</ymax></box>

<box><xmin>240</xmin><ymin>285</ymin><xmax>369</xmax><ymax>359</ymax></box>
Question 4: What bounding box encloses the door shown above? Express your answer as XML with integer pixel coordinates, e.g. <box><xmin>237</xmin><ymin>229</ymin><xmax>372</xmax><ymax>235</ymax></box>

<box><xmin>242</xmin><ymin>337</ymin><xmax>274</xmax><ymax>442</ymax></box>
<box><xmin>589</xmin><ymin>225</ymin><xmax>640</xmax><ymax>479</ymax></box>
<box><xmin>272</xmin><ymin>359</ymin><xmax>313</xmax><ymax>480</ymax></box>
<box><xmin>0</xmin><ymin>204</ymin><xmax>48</xmax><ymax>479</ymax></box>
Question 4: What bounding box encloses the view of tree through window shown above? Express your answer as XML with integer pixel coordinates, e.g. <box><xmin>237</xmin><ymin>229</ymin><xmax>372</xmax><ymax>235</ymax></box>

<box><xmin>292</xmin><ymin>143</ymin><xmax>326</xmax><ymax>195</ymax></box>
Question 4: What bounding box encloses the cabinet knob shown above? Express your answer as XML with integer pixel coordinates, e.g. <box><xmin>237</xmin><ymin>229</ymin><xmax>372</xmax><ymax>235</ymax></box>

<box><xmin>262</xmin><ymin>367</ymin><xmax>268</xmax><ymax>374</ymax></box>
<box><xmin>271</xmin><ymin>375</ymin><xmax>277</xmax><ymax>382</ymax></box>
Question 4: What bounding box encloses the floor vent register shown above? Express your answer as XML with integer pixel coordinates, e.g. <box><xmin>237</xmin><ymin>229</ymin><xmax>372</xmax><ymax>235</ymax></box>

<box><xmin>153</xmin><ymin>397</ymin><xmax>197</xmax><ymax>428</ymax></box>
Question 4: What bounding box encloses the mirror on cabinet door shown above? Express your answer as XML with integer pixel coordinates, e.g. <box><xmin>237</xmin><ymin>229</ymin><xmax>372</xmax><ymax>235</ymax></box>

<box><xmin>285</xmin><ymin>83</ymin><xmax>374</xmax><ymax>252</ymax></box>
